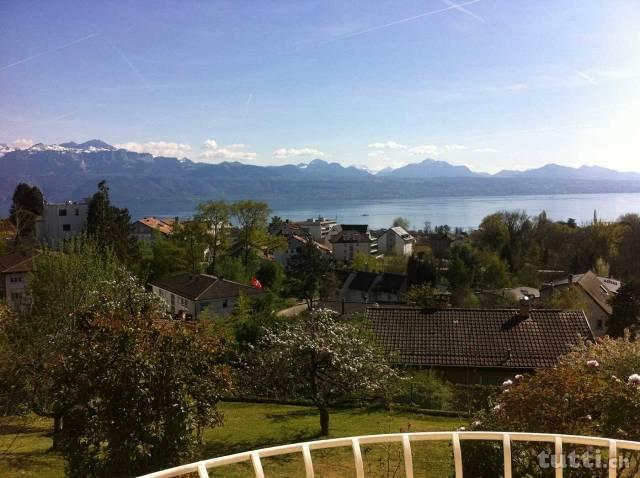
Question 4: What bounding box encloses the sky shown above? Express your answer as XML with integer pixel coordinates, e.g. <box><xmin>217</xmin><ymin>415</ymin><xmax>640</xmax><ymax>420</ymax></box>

<box><xmin>1</xmin><ymin>0</ymin><xmax>639</xmax><ymax>173</ymax></box>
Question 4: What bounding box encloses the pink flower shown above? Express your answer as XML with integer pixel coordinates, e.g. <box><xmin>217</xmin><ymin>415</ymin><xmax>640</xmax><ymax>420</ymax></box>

<box><xmin>514</xmin><ymin>374</ymin><xmax>524</xmax><ymax>380</ymax></box>
<box><xmin>628</xmin><ymin>374</ymin><xmax>640</xmax><ymax>387</ymax></box>
<box><xmin>492</xmin><ymin>404</ymin><xmax>502</xmax><ymax>412</ymax></box>
<box><xmin>473</xmin><ymin>420</ymin><xmax>482</xmax><ymax>427</ymax></box>
<box><xmin>502</xmin><ymin>379</ymin><xmax>513</xmax><ymax>387</ymax></box>
<box><xmin>586</xmin><ymin>360</ymin><xmax>600</xmax><ymax>368</ymax></box>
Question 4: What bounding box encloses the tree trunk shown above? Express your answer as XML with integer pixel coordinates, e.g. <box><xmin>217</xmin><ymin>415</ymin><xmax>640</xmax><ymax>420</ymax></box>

<box><xmin>319</xmin><ymin>405</ymin><xmax>330</xmax><ymax>436</ymax></box>
<box><xmin>51</xmin><ymin>414</ymin><xmax>62</xmax><ymax>450</ymax></box>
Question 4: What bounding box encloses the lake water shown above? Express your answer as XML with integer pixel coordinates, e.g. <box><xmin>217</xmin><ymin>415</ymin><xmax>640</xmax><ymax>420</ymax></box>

<box><xmin>265</xmin><ymin>193</ymin><xmax>640</xmax><ymax>229</ymax></box>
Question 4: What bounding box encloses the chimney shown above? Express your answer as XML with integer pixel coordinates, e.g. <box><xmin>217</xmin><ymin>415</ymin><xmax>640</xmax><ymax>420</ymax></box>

<box><xmin>519</xmin><ymin>297</ymin><xmax>531</xmax><ymax>318</ymax></box>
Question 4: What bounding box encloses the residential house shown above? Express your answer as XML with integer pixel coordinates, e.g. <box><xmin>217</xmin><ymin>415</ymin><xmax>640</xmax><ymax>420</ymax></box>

<box><xmin>366</xmin><ymin>303</ymin><xmax>593</xmax><ymax>385</ymax></box>
<box><xmin>133</xmin><ymin>216</ymin><xmax>176</xmax><ymax>242</ymax></box>
<box><xmin>377</xmin><ymin>226</ymin><xmax>415</xmax><ymax>256</ymax></box>
<box><xmin>149</xmin><ymin>273</ymin><xmax>265</xmax><ymax>320</ymax></box>
<box><xmin>36</xmin><ymin>201</ymin><xmax>89</xmax><ymax>244</ymax></box>
<box><xmin>540</xmin><ymin>271</ymin><xmax>618</xmax><ymax>335</ymax></box>
<box><xmin>330</xmin><ymin>269</ymin><xmax>407</xmax><ymax>304</ymax></box>
<box><xmin>480</xmin><ymin>286</ymin><xmax>540</xmax><ymax>306</ymax></box>
<box><xmin>0</xmin><ymin>249</ymin><xmax>39</xmax><ymax>309</ymax></box>
<box><xmin>274</xmin><ymin>233</ymin><xmax>332</xmax><ymax>267</ymax></box>
<box><xmin>330</xmin><ymin>225</ymin><xmax>378</xmax><ymax>262</ymax></box>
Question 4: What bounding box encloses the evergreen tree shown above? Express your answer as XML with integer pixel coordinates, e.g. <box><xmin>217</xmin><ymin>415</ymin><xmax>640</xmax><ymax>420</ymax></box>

<box><xmin>86</xmin><ymin>181</ymin><xmax>137</xmax><ymax>262</ymax></box>
<box><xmin>607</xmin><ymin>281</ymin><xmax>640</xmax><ymax>338</ymax></box>
<box><xmin>9</xmin><ymin>183</ymin><xmax>43</xmax><ymax>243</ymax></box>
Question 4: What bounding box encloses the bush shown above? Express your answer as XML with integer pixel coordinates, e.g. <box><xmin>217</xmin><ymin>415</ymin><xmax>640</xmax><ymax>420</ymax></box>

<box><xmin>393</xmin><ymin>370</ymin><xmax>452</xmax><ymax>410</ymax></box>
<box><xmin>463</xmin><ymin>336</ymin><xmax>640</xmax><ymax>477</ymax></box>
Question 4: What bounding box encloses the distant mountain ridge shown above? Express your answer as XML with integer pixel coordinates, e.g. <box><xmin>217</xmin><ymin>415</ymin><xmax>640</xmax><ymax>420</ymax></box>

<box><xmin>1</xmin><ymin>139</ymin><xmax>639</xmax><ymax>216</ymax></box>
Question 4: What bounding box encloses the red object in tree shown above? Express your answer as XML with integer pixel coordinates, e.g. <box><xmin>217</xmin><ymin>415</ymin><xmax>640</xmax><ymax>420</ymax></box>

<box><xmin>251</xmin><ymin>277</ymin><xmax>263</xmax><ymax>289</ymax></box>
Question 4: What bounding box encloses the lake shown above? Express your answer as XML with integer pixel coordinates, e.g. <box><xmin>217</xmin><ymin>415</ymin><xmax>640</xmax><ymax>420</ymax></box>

<box><xmin>147</xmin><ymin>192</ymin><xmax>640</xmax><ymax>229</ymax></box>
<box><xmin>265</xmin><ymin>193</ymin><xmax>640</xmax><ymax>229</ymax></box>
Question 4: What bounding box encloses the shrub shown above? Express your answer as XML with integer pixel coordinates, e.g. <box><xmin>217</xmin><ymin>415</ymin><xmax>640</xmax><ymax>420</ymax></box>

<box><xmin>463</xmin><ymin>336</ymin><xmax>640</xmax><ymax>477</ymax></box>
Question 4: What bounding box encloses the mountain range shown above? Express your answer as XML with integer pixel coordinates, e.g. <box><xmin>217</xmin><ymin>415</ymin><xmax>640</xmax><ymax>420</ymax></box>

<box><xmin>1</xmin><ymin>140</ymin><xmax>640</xmax><ymax>216</ymax></box>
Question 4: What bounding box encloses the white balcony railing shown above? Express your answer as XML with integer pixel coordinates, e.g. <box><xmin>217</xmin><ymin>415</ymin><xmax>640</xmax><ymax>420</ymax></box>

<box><xmin>138</xmin><ymin>431</ymin><xmax>640</xmax><ymax>478</ymax></box>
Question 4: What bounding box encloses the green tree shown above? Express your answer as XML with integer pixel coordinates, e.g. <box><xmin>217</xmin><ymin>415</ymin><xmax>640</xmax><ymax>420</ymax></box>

<box><xmin>285</xmin><ymin>235</ymin><xmax>332</xmax><ymax>308</ymax></box>
<box><xmin>232</xmin><ymin>200</ymin><xmax>270</xmax><ymax>271</ymax></box>
<box><xmin>255</xmin><ymin>260</ymin><xmax>283</xmax><ymax>291</ymax></box>
<box><xmin>56</xmin><ymin>310</ymin><xmax>232</xmax><ymax>478</ymax></box>
<box><xmin>172</xmin><ymin>218</ymin><xmax>208</xmax><ymax>273</ymax></box>
<box><xmin>7</xmin><ymin>240</ymin><xmax>153</xmax><ymax>448</ymax></box>
<box><xmin>615</xmin><ymin>214</ymin><xmax>640</xmax><ymax>281</ymax></box>
<box><xmin>476</xmin><ymin>213</ymin><xmax>509</xmax><ymax>254</ymax></box>
<box><xmin>406</xmin><ymin>283</ymin><xmax>439</xmax><ymax>308</ymax></box>
<box><xmin>86</xmin><ymin>181</ymin><xmax>137</xmax><ymax>262</ymax></box>
<box><xmin>145</xmin><ymin>235</ymin><xmax>189</xmax><ymax>280</ymax></box>
<box><xmin>252</xmin><ymin>309</ymin><xmax>399</xmax><ymax>435</ymax></box>
<box><xmin>9</xmin><ymin>183</ymin><xmax>43</xmax><ymax>244</ymax></box>
<box><xmin>196</xmin><ymin>201</ymin><xmax>232</xmax><ymax>275</ymax></box>
<box><xmin>607</xmin><ymin>281</ymin><xmax>640</xmax><ymax>338</ymax></box>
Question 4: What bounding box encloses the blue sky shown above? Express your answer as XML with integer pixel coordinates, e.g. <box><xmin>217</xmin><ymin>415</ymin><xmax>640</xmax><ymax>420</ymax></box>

<box><xmin>1</xmin><ymin>0</ymin><xmax>639</xmax><ymax>172</ymax></box>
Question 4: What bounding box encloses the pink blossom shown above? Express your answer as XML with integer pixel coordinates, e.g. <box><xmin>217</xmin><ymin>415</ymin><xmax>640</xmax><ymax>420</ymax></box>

<box><xmin>502</xmin><ymin>379</ymin><xmax>513</xmax><ymax>387</ymax></box>
<box><xmin>586</xmin><ymin>360</ymin><xmax>600</xmax><ymax>368</ymax></box>
<box><xmin>514</xmin><ymin>374</ymin><xmax>524</xmax><ymax>380</ymax></box>
<box><xmin>628</xmin><ymin>374</ymin><xmax>640</xmax><ymax>387</ymax></box>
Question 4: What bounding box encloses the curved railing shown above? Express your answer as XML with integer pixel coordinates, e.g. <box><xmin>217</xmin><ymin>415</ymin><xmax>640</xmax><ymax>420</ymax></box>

<box><xmin>138</xmin><ymin>431</ymin><xmax>640</xmax><ymax>478</ymax></box>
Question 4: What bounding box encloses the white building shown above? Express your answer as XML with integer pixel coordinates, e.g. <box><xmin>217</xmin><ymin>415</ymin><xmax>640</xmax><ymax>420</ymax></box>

<box><xmin>295</xmin><ymin>217</ymin><xmax>337</xmax><ymax>243</ymax></box>
<box><xmin>377</xmin><ymin>226</ymin><xmax>415</xmax><ymax>256</ymax></box>
<box><xmin>149</xmin><ymin>273</ymin><xmax>265</xmax><ymax>320</ymax></box>
<box><xmin>36</xmin><ymin>201</ymin><xmax>89</xmax><ymax>244</ymax></box>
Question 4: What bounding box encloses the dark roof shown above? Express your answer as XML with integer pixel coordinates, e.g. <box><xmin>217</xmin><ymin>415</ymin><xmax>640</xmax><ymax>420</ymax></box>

<box><xmin>0</xmin><ymin>250</ymin><xmax>39</xmax><ymax>274</ymax></box>
<box><xmin>340</xmin><ymin>224</ymin><xmax>368</xmax><ymax>233</ymax></box>
<box><xmin>332</xmin><ymin>230</ymin><xmax>372</xmax><ymax>244</ymax></box>
<box><xmin>349</xmin><ymin>271</ymin><xmax>378</xmax><ymax>291</ymax></box>
<box><xmin>375</xmin><ymin>273</ymin><xmax>407</xmax><ymax>294</ymax></box>
<box><xmin>149</xmin><ymin>273</ymin><xmax>264</xmax><ymax>301</ymax></box>
<box><xmin>366</xmin><ymin>306</ymin><xmax>593</xmax><ymax>369</ymax></box>
<box><xmin>332</xmin><ymin>269</ymin><xmax>352</xmax><ymax>287</ymax></box>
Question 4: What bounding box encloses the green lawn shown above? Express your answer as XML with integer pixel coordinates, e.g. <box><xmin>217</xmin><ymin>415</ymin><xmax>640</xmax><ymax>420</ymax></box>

<box><xmin>1</xmin><ymin>403</ymin><xmax>465</xmax><ymax>477</ymax></box>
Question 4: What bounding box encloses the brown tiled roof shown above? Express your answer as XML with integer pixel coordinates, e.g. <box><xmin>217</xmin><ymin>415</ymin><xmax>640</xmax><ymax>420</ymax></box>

<box><xmin>137</xmin><ymin>217</ymin><xmax>175</xmax><ymax>235</ymax></box>
<box><xmin>0</xmin><ymin>250</ymin><xmax>39</xmax><ymax>274</ymax></box>
<box><xmin>340</xmin><ymin>224</ymin><xmax>368</xmax><ymax>233</ymax></box>
<box><xmin>149</xmin><ymin>273</ymin><xmax>264</xmax><ymax>301</ymax></box>
<box><xmin>366</xmin><ymin>306</ymin><xmax>593</xmax><ymax>370</ymax></box>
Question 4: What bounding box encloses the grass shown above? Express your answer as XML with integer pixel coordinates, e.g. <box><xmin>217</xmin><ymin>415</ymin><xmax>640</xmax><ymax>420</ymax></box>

<box><xmin>1</xmin><ymin>402</ymin><xmax>465</xmax><ymax>477</ymax></box>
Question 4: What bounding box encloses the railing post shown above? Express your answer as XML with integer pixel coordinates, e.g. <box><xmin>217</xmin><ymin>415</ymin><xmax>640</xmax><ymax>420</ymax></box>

<box><xmin>502</xmin><ymin>433</ymin><xmax>512</xmax><ymax>478</ymax></box>
<box><xmin>251</xmin><ymin>452</ymin><xmax>265</xmax><ymax>478</ymax></box>
<box><xmin>352</xmin><ymin>437</ymin><xmax>365</xmax><ymax>478</ymax></box>
<box><xmin>302</xmin><ymin>444</ymin><xmax>315</xmax><ymax>478</ymax></box>
<box><xmin>197</xmin><ymin>462</ymin><xmax>209</xmax><ymax>478</ymax></box>
<box><xmin>452</xmin><ymin>432</ymin><xmax>463</xmax><ymax>478</ymax></box>
<box><xmin>402</xmin><ymin>434</ymin><xmax>414</xmax><ymax>478</ymax></box>
<box><xmin>554</xmin><ymin>436</ymin><xmax>563</xmax><ymax>478</ymax></box>
<box><xmin>608</xmin><ymin>440</ymin><xmax>617</xmax><ymax>478</ymax></box>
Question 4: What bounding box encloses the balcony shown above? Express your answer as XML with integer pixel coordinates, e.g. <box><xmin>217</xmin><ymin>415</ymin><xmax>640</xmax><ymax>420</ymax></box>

<box><xmin>138</xmin><ymin>431</ymin><xmax>640</xmax><ymax>478</ymax></box>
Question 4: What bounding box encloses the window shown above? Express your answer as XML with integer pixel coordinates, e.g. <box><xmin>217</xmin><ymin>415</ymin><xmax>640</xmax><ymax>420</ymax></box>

<box><xmin>59</xmin><ymin>209</ymin><xmax>67</xmax><ymax>216</ymax></box>
<box><xmin>10</xmin><ymin>276</ymin><xmax>22</xmax><ymax>283</ymax></box>
<box><xmin>75</xmin><ymin>208</ymin><xmax>80</xmax><ymax>216</ymax></box>
<box><xmin>222</xmin><ymin>300</ymin><xmax>228</xmax><ymax>308</ymax></box>
<box><xmin>62</xmin><ymin>224</ymin><xmax>71</xmax><ymax>231</ymax></box>
<box><xmin>597</xmin><ymin>319</ymin><xmax>604</xmax><ymax>330</ymax></box>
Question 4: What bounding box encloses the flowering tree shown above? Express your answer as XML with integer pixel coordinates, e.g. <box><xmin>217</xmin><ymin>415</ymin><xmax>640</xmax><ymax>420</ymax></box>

<box><xmin>251</xmin><ymin>308</ymin><xmax>400</xmax><ymax>435</ymax></box>
<box><xmin>463</xmin><ymin>336</ymin><xmax>640</xmax><ymax>476</ymax></box>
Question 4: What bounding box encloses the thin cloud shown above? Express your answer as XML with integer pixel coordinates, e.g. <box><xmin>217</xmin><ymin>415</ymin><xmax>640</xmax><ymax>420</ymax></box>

<box><xmin>408</xmin><ymin>144</ymin><xmax>439</xmax><ymax>156</ymax></box>
<box><xmin>0</xmin><ymin>33</ymin><xmax>100</xmax><ymax>72</ymax></box>
<box><xmin>273</xmin><ymin>147</ymin><xmax>325</xmax><ymax>159</ymax></box>
<box><xmin>573</xmin><ymin>69</ymin><xmax>598</xmax><ymax>85</ymax></box>
<box><xmin>11</xmin><ymin>138</ymin><xmax>34</xmax><ymax>149</ymax></box>
<box><xmin>445</xmin><ymin>144</ymin><xmax>469</xmax><ymax>151</ymax></box>
<box><xmin>109</xmin><ymin>43</ymin><xmax>149</xmax><ymax>88</ymax></box>
<box><xmin>115</xmin><ymin>141</ymin><xmax>192</xmax><ymax>157</ymax></box>
<box><xmin>474</xmin><ymin>147</ymin><xmax>498</xmax><ymax>153</ymax></box>
<box><xmin>200</xmin><ymin>139</ymin><xmax>257</xmax><ymax>163</ymax></box>
<box><xmin>440</xmin><ymin>0</ymin><xmax>485</xmax><ymax>22</ymax></box>
<box><xmin>321</xmin><ymin>0</ymin><xmax>482</xmax><ymax>43</ymax></box>
<box><xmin>368</xmin><ymin>141</ymin><xmax>407</xmax><ymax>150</ymax></box>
